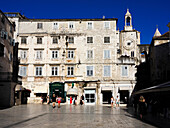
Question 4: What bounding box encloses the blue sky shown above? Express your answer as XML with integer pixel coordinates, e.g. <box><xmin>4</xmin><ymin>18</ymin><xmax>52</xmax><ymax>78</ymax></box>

<box><xmin>1</xmin><ymin>0</ymin><xmax>170</xmax><ymax>44</ymax></box>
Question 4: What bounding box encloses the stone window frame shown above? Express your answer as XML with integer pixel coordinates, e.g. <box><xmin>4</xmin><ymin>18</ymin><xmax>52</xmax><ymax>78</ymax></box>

<box><xmin>87</xmin><ymin>50</ymin><xmax>93</xmax><ymax>59</ymax></box>
<box><xmin>19</xmin><ymin>66</ymin><xmax>27</xmax><ymax>77</ymax></box>
<box><xmin>52</xmin><ymin>50</ymin><xmax>59</xmax><ymax>59</ymax></box>
<box><xmin>104</xmin><ymin>37</ymin><xmax>110</xmax><ymax>44</ymax></box>
<box><xmin>103</xmin><ymin>65</ymin><xmax>111</xmax><ymax>77</ymax></box>
<box><xmin>35</xmin><ymin>66</ymin><xmax>42</xmax><ymax>76</ymax></box>
<box><xmin>86</xmin><ymin>66</ymin><xmax>94</xmax><ymax>77</ymax></box>
<box><xmin>51</xmin><ymin>66</ymin><xmax>59</xmax><ymax>76</ymax></box>
<box><xmin>37</xmin><ymin>23</ymin><xmax>43</xmax><ymax>29</ymax></box>
<box><xmin>87</xmin><ymin>37</ymin><xmax>93</xmax><ymax>43</ymax></box>
<box><xmin>67</xmin><ymin>66</ymin><xmax>74</xmax><ymax>76</ymax></box>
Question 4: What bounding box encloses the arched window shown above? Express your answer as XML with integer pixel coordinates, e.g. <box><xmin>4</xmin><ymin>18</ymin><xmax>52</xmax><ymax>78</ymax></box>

<box><xmin>126</xmin><ymin>17</ymin><xmax>130</xmax><ymax>26</ymax></box>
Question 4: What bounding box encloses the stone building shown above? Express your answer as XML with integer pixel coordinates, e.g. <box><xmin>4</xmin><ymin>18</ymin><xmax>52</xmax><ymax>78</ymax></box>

<box><xmin>0</xmin><ymin>10</ymin><xmax>20</xmax><ymax>108</ymax></box>
<box><xmin>6</xmin><ymin>9</ymin><xmax>141</xmax><ymax>105</ymax></box>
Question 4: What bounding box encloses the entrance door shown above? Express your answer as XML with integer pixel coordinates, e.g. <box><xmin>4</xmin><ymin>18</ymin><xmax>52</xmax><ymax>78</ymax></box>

<box><xmin>102</xmin><ymin>91</ymin><xmax>112</xmax><ymax>104</ymax></box>
<box><xmin>119</xmin><ymin>90</ymin><xmax>129</xmax><ymax>104</ymax></box>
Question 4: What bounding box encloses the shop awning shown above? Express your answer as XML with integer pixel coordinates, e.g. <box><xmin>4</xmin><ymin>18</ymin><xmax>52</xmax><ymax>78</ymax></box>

<box><xmin>66</xmin><ymin>88</ymin><xmax>78</xmax><ymax>96</ymax></box>
<box><xmin>133</xmin><ymin>81</ymin><xmax>170</xmax><ymax>95</ymax></box>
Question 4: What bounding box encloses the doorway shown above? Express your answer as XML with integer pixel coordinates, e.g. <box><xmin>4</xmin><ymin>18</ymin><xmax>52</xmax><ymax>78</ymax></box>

<box><xmin>102</xmin><ymin>91</ymin><xmax>112</xmax><ymax>104</ymax></box>
<box><xmin>119</xmin><ymin>90</ymin><xmax>129</xmax><ymax>104</ymax></box>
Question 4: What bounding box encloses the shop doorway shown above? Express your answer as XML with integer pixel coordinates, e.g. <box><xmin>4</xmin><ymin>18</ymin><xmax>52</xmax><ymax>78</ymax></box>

<box><xmin>102</xmin><ymin>91</ymin><xmax>112</xmax><ymax>104</ymax></box>
<box><xmin>49</xmin><ymin>82</ymin><xmax>66</xmax><ymax>103</ymax></box>
<box><xmin>119</xmin><ymin>90</ymin><xmax>129</xmax><ymax>104</ymax></box>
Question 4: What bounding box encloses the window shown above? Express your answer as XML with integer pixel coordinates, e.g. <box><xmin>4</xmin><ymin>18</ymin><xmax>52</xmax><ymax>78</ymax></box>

<box><xmin>122</xmin><ymin>66</ymin><xmax>128</xmax><ymax>76</ymax></box>
<box><xmin>67</xmin><ymin>66</ymin><xmax>74</xmax><ymax>76</ymax></box>
<box><xmin>104</xmin><ymin>37</ymin><xmax>110</xmax><ymax>43</ymax></box>
<box><xmin>68</xmin><ymin>37</ymin><xmax>74</xmax><ymax>44</ymax></box>
<box><xmin>53</xmin><ymin>23</ymin><xmax>58</xmax><ymax>29</ymax></box>
<box><xmin>104</xmin><ymin>50</ymin><xmax>110</xmax><ymax>59</ymax></box>
<box><xmin>52</xmin><ymin>67</ymin><xmax>58</xmax><ymax>76</ymax></box>
<box><xmin>21</xmin><ymin>37</ymin><xmax>27</xmax><ymax>44</ymax></box>
<box><xmin>131</xmin><ymin>51</ymin><xmax>134</xmax><ymax>57</ymax></box>
<box><xmin>35</xmin><ymin>66</ymin><xmax>42</xmax><ymax>76</ymax></box>
<box><xmin>87</xmin><ymin>66</ymin><xmax>93</xmax><ymax>76</ymax></box>
<box><xmin>19</xmin><ymin>66</ymin><xmax>27</xmax><ymax>77</ymax></box>
<box><xmin>85</xmin><ymin>90</ymin><xmax>95</xmax><ymax>103</ymax></box>
<box><xmin>104</xmin><ymin>22</ymin><xmax>110</xmax><ymax>29</ymax></box>
<box><xmin>1</xmin><ymin>15</ymin><xmax>5</xmax><ymax>24</ymax></box>
<box><xmin>52</xmin><ymin>50</ymin><xmax>58</xmax><ymax>59</ymax></box>
<box><xmin>37</xmin><ymin>23</ymin><xmax>43</xmax><ymax>29</ymax></box>
<box><xmin>0</xmin><ymin>43</ymin><xmax>4</xmax><ymax>56</ymax></box>
<box><xmin>87</xmin><ymin>37</ymin><xmax>93</xmax><ymax>43</ymax></box>
<box><xmin>87</xmin><ymin>50</ymin><xmax>93</xmax><ymax>59</ymax></box>
<box><xmin>36</xmin><ymin>51</ymin><xmax>43</xmax><ymax>60</ymax></box>
<box><xmin>104</xmin><ymin>66</ymin><xmax>111</xmax><ymax>77</ymax></box>
<box><xmin>126</xmin><ymin>17</ymin><xmax>130</xmax><ymax>26</ymax></box>
<box><xmin>67</xmin><ymin>50</ymin><xmax>74</xmax><ymax>59</ymax></box>
<box><xmin>20</xmin><ymin>50</ymin><xmax>27</xmax><ymax>59</ymax></box>
<box><xmin>37</xmin><ymin>37</ymin><xmax>42</xmax><ymax>44</ymax></box>
<box><xmin>53</xmin><ymin>37</ymin><xmax>58</xmax><ymax>44</ymax></box>
<box><xmin>69</xmin><ymin>22</ymin><xmax>74</xmax><ymax>29</ymax></box>
<box><xmin>87</xmin><ymin>22</ymin><xmax>92</xmax><ymax>29</ymax></box>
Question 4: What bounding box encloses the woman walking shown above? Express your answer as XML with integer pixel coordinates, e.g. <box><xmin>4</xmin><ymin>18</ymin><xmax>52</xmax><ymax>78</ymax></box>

<box><xmin>139</xmin><ymin>96</ymin><xmax>146</xmax><ymax>119</ymax></box>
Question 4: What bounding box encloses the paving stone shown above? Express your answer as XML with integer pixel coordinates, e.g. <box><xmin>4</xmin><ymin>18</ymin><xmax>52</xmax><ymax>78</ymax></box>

<box><xmin>0</xmin><ymin>104</ymin><xmax>157</xmax><ymax>128</ymax></box>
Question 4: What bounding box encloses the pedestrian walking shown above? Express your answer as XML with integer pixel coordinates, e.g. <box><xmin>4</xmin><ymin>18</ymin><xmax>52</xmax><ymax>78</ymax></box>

<box><xmin>111</xmin><ymin>96</ymin><xmax>114</xmax><ymax>108</ymax></box>
<box><xmin>57</xmin><ymin>96</ymin><xmax>62</xmax><ymax>108</ymax></box>
<box><xmin>70</xmin><ymin>96</ymin><xmax>72</xmax><ymax>105</ymax></box>
<box><xmin>41</xmin><ymin>95</ymin><xmax>43</xmax><ymax>104</ymax></box>
<box><xmin>139</xmin><ymin>96</ymin><xmax>146</xmax><ymax>119</ymax></box>
<box><xmin>47</xmin><ymin>95</ymin><xmax>50</xmax><ymax>104</ymax></box>
<box><xmin>115</xmin><ymin>95</ymin><xmax>120</xmax><ymax>107</ymax></box>
<box><xmin>80</xmin><ymin>96</ymin><xmax>83</xmax><ymax>105</ymax></box>
<box><xmin>51</xmin><ymin>94</ymin><xmax>56</xmax><ymax>108</ymax></box>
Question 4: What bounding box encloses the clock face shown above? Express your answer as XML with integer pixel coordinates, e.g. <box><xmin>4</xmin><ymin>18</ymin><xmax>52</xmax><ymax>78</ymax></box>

<box><xmin>123</xmin><ymin>39</ymin><xmax>134</xmax><ymax>50</ymax></box>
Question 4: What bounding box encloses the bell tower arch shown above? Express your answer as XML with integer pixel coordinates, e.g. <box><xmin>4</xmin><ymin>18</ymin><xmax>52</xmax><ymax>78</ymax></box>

<box><xmin>124</xmin><ymin>9</ymin><xmax>133</xmax><ymax>31</ymax></box>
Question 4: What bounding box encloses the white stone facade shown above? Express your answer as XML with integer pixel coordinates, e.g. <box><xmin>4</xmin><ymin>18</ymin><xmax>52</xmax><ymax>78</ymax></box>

<box><xmin>7</xmin><ymin>9</ymin><xmax>141</xmax><ymax>104</ymax></box>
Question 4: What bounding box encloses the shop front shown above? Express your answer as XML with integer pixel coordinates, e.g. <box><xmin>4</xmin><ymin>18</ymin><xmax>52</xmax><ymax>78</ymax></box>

<box><xmin>84</xmin><ymin>89</ymin><xmax>96</xmax><ymax>105</ymax></box>
<box><xmin>49</xmin><ymin>82</ymin><xmax>66</xmax><ymax>103</ymax></box>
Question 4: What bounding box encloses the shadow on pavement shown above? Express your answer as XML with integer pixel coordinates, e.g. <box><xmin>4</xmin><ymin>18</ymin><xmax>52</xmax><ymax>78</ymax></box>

<box><xmin>122</xmin><ymin>107</ymin><xmax>170</xmax><ymax>128</ymax></box>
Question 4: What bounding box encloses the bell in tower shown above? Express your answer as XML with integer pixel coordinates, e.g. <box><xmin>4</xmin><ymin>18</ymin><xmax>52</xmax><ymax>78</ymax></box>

<box><xmin>124</xmin><ymin>9</ymin><xmax>133</xmax><ymax>31</ymax></box>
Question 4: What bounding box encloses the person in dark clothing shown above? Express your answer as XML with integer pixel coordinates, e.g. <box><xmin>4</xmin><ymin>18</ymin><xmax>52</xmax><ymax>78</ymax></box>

<box><xmin>139</xmin><ymin>96</ymin><xmax>146</xmax><ymax>119</ymax></box>
<box><xmin>51</xmin><ymin>94</ymin><xmax>56</xmax><ymax>108</ymax></box>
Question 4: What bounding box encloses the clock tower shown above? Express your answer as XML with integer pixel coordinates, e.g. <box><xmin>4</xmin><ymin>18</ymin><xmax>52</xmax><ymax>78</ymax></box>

<box><xmin>119</xmin><ymin>9</ymin><xmax>140</xmax><ymax>60</ymax></box>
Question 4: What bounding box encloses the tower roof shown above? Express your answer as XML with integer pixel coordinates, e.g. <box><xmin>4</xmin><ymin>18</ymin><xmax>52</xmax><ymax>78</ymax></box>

<box><xmin>125</xmin><ymin>9</ymin><xmax>131</xmax><ymax>16</ymax></box>
<box><xmin>154</xmin><ymin>28</ymin><xmax>161</xmax><ymax>37</ymax></box>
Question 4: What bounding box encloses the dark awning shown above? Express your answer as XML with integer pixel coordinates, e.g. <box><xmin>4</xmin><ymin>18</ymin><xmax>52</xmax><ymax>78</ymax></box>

<box><xmin>133</xmin><ymin>81</ymin><xmax>170</xmax><ymax>95</ymax></box>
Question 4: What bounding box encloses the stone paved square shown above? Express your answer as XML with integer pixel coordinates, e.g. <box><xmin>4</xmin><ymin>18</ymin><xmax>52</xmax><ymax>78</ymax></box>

<box><xmin>0</xmin><ymin>104</ymin><xmax>157</xmax><ymax>128</ymax></box>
